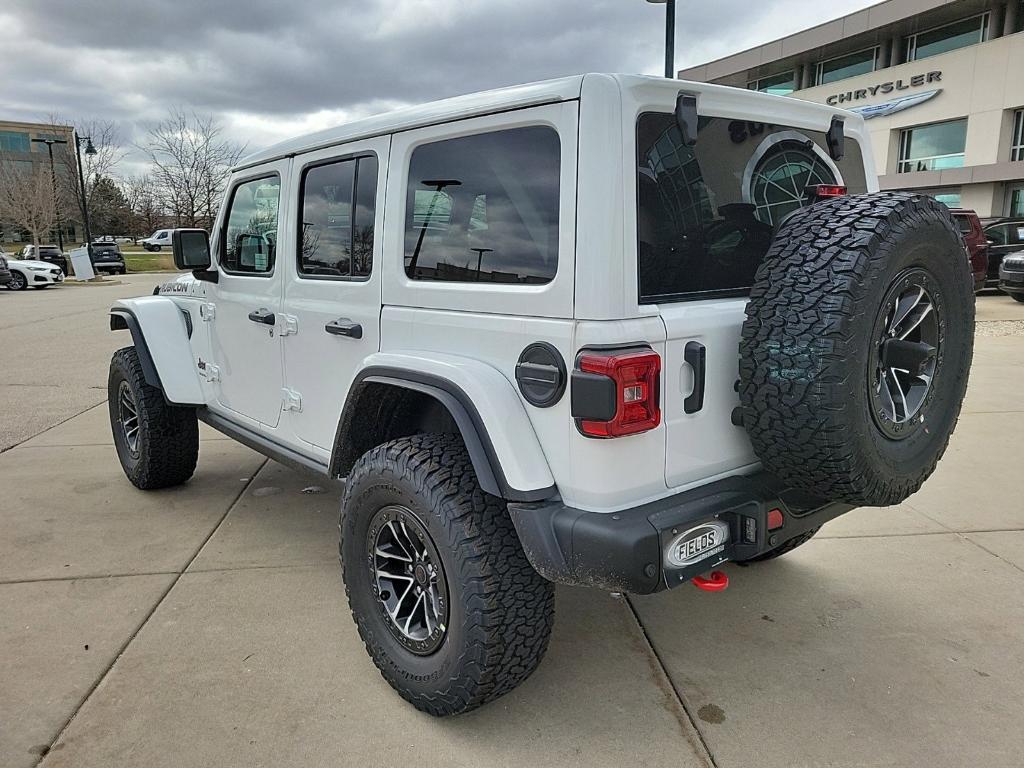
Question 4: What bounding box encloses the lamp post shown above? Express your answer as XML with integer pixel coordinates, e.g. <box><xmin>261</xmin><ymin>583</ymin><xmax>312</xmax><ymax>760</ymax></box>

<box><xmin>646</xmin><ymin>0</ymin><xmax>676</xmax><ymax>79</ymax></box>
<box><xmin>30</xmin><ymin>137</ymin><xmax>68</xmax><ymax>252</ymax></box>
<box><xmin>73</xmin><ymin>131</ymin><xmax>97</xmax><ymax>269</ymax></box>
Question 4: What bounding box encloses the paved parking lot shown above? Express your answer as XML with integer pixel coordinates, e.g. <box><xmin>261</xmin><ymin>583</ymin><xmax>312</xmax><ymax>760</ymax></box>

<box><xmin>3</xmin><ymin>275</ymin><xmax>1024</xmax><ymax>768</ymax></box>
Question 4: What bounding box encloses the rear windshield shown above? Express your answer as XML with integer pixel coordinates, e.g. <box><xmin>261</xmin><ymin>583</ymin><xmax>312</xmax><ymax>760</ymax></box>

<box><xmin>637</xmin><ymin>112</ymin><xmax>868</xmax><ymax>303</ymax></box>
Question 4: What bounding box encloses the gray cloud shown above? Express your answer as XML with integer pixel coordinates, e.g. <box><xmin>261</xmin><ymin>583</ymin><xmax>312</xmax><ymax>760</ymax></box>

<box><xmin>0</xmin><ymin>0</ymin><xmax>877</xmax><ymax>164</ymax></box>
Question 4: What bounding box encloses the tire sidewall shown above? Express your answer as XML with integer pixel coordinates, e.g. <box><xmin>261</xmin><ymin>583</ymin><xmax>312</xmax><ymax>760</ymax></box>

<box><xmin>847</xmin><ymin>216</ymin><xmax>972</xmax><ymax>487</ymax></box>
<box><xmin>108</xmin><ymin>357</ymin><xmax>144</xmax><ymax>480</ymax></box>
<box><xmin>341</xmin><ymin>467</ymin><xmax>473</xmax><ymax>698</ymax></box>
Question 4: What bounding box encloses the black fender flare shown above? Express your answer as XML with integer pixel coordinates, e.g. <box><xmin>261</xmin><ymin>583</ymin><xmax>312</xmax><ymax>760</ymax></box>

<box><xmin>330</xmin><ymin>367</ymin><xmax>556</xmax><ymax>503</ymax></box>
<box><xmin>110</xmin><ymin>309</ymin><xmax>163</xmax><ymax>391</ymax></box>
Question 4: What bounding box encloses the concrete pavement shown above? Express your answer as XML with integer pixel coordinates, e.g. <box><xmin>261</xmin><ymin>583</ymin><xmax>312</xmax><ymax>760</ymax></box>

<box><xmin>2</xmin><ymin>279</ymin><xmax>1024</xmax><ymax>767</ymax></box>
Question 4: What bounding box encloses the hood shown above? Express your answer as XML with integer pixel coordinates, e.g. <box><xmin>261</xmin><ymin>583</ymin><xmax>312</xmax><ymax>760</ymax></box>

<box><xmin>13</xmin><ymin>259</ymin><xmax>58</xmax><ymax>270</ymax></box>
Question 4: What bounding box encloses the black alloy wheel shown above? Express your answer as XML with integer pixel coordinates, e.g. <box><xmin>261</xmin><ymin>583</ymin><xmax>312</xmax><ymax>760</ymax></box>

<box><xmin>868</xmin><ymin>268</ymin><xmax>943</xmax><ymax>440</ymax></box>
<box><xmin>367</xmin><ymin>505</ymin><xmax>449</xmax><ymax>655</ymax></box>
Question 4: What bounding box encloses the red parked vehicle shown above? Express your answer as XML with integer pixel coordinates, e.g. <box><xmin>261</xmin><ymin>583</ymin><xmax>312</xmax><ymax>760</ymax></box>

<box><xmin>950</xmin><ymin>209</ymin><xmax>989</xmax><ymax>292</ymax></box>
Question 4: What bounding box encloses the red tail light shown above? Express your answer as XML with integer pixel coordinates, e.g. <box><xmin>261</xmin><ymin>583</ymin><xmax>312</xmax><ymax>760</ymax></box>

<box><xmin>576</xmin><ymin>349</ymin><xmax>661</xmax><ymax>438</ymax></box>
<box><xmin>806</xmin><ymin>184</ymin><xmax>847</xmax><ymax>200</ymax></box>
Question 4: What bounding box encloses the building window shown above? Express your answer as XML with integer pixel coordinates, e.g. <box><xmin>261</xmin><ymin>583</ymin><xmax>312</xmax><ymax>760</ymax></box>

<box><xmin>897</xmin><ymin>119</ymin><xmax>968</xmax><ymax>173</ymax></box>
<box><xmin>1012</xmin><ymin>110</ymin><xmax>1024</xmax><ymax>162</ymax></box>
<box><xmin>918</xmin><ymin>188</ymin><xmax>962</xmax><ymax>207</ymax></box>
<box><xmin>0</xmin><ymin>130</ymin><xmax>31</xmax><ymax>153</ymax></box>
<box><xmin>1009</xmin><ymin>186</ymin><xmax>1024</xmax><ymax>217</ymax></box>
<box><xmin>746</xmin><ymin>71</ymin><xmax>795</xmax><ymax>96</ymax></box>
<box><xmin>905</xmin><ymin>14</ymin><xmax>988</xmax><ymax>62</ymax></box>
<box><xmin>815</xmin><ymin>48</ymin><xmax>877</xmax><ymax>86</ymax></box>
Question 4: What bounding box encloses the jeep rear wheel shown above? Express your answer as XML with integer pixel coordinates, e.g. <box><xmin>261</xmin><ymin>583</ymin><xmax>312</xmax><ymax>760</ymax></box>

<box><xmin>108</xmin><ymin>346</ymin><xmax>199</xmax><ymax>490</ymax></box>
<box><xmin>739</xmin><ymin>192</ymin><xmax>974</xmax><ymax>507</ymax></box>
<box><xmin>340</xmin><ymin>434</ymin><xmax>555</xmax><ymax>716</ymax></box>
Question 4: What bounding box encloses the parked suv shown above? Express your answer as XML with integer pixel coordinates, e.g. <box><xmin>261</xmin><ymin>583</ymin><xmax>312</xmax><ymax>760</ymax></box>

<box><xmin>950</xmin><ymin>209</ymin><xmax>988</xmax><ymax>292</ymax></box>
<box><xmin>982</xmin><ymin>217</ymin><xmax>1024</xmax><ymax>287</ymax></box>
<box><xmin>91</xmin><ymin>242</ymin><xmax>126</xmax><ymax>274</ymax></box>
<box><xmin>19</xmin><ymin>244</ymin><xmax>68</xmax><ymax>275</ymax></box>
<box><xmin>106</xmin><ymin>74</ymin><xmax>974</xmax><ymax>716</ymax></box>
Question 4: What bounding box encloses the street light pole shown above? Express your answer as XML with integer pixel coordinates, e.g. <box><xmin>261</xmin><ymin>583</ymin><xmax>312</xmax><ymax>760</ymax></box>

<box><xmin>73</xmin><ymin>131</ymin><xmax>97</xmax><ymax>270</ymax></box>
<box><xmin>646</xmin><ymin>0</ymin><xmax>677</xmax><ymax>79</ymax></box>
<box><xmin>30</xmin><ymin>137</ymin><xmax>68</xmax><ymax>252</ymax></box>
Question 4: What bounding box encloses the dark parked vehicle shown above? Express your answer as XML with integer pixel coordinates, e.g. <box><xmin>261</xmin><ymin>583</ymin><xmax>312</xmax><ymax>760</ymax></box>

<box><xmin>0</xmin><ymin>251</ymin><xmax>11</xmax><ymax>288</ymax></box>
<box><xmin>19</xmin><ymin>244</ymin><xmax>68</xmax><ymax>275</ymax></box>
<box><xmin>998</xmin><ymin>251</ymin><xmax>1024</xmax><ymax>302</ymax></box>
<box><xmin>91</xmin><ymin>242</ymin><xmax>127</xmax><ymax>275</ymax></box>
<box><xmin>982</xmin><ymin>218</ymin><xmax>1024</xmax><ymax>288</ymax></box>
<box><xmin>950</xmin><ymin>209</ymin><xmax>989</xmax><ymax>292</ymax></box>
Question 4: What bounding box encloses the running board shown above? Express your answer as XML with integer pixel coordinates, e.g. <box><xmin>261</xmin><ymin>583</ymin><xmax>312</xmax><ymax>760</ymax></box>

<box><xmin>197</xmin><ymin>409</ymin><xmax>334</xmax><ymax>479</ymax></box>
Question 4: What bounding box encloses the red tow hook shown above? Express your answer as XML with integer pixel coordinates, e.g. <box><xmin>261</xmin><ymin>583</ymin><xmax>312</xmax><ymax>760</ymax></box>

<box><xmin>692</xmin><ymin>571</ymin><xmax>729</xmax><ymax>592</ymax></box>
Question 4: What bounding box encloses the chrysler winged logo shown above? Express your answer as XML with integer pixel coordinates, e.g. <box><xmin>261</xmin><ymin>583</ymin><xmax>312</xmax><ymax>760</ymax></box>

<box><xmin>849</xmin><ymin>89</ymin><xmax>942</xmax><ymax>120</ymax></box>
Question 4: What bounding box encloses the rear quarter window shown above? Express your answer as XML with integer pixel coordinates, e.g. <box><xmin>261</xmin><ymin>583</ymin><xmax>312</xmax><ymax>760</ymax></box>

<box><xmin>403</xmin><ymin>126</ymin><xmax>560</xmax><ymax>285</ymax></box>
<box><xmin>636</xmin><ymin>113</ymin><xmax>867</xmax><ymax>303</ymax></box>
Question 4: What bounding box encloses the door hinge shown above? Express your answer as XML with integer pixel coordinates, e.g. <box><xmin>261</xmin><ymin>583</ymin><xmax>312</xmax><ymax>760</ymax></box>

<box><xmin>197</xmin><ymin>359</ymin><xmax>221</xmax><ymax>382</ymax></box>
<box><xmin>199</xmin><ymin>303</ymin><xmax>216</xmax><ymax>321</ymax></box>
<box><xmin>281</xmin><ymin>388</ymin><xmax>303</xmax><ymax>412</ymax></box>
<box><xmin>278</xmin><ymin>314</ymin><xmax>299</xmax><ymax>336</ymax></box>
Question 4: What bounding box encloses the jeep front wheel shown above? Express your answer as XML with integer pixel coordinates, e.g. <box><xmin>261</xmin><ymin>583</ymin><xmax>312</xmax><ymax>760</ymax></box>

<box><xmin>340</xmin><ymin>434</ymin><xmax>555</xmax><ymax>716</ymax></box>
<box><xmin>108</xmin><ymin>346</ymin><xmax>199</xmax><ymax>489</ymax></box>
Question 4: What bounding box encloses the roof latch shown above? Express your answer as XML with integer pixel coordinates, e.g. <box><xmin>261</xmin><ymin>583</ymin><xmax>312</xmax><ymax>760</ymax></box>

<box><xmin>826</xmin><ymin>116</ymin><xmax>845</xmax><ymax>161</ymax></box>
<box><xmin>675</xmin><ymin>92</ymin><xmax>699</xmax><ymax>147</ymax></box>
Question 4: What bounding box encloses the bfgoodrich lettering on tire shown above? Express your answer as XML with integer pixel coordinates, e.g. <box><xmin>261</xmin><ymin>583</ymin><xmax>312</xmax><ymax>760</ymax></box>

<box><xmin>738</xmin><ymin>192</ymin><xmax>974</xmax><ymax>507</ymax></box>
<box><xmin>340</xmin><ymin>433</ymin><xmax>555</xmax><ymax>716</ymax></box>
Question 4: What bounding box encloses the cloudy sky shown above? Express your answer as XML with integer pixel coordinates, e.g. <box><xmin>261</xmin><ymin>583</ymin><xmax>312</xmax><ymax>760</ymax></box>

<box><xmin>1</xmin><ymin>0</ymin><xmax>878</xmax><ymax>171</ymax></box>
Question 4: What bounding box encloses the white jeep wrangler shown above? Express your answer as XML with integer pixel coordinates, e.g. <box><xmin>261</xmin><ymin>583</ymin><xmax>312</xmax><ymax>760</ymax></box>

<box><xmin>107</xmin><ymin>74</ymin><xmax>974</xmax><ymax>716</ymax></box>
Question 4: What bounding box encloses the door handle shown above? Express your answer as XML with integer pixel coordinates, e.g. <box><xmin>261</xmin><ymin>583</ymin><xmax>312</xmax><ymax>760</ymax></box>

<box><xmin>325</xmin><ymin>318</ymin><xmax>363</xmax><ymax>339</ymax></box>
<box><xmin>248</xmin><ymin>308</ymin><xmax>276</xmax><ymax>325</ymax></box>
<box><xmin>683</xmin><ymin>341</ymin><xmax>706</xmax><ymax>414</ymax></box>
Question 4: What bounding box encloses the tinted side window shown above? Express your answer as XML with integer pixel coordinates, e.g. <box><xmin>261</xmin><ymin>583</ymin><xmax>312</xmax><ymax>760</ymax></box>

<box><xmin>636</xmin><ymin>112</ymin><xmax>867</xmax><ymax>303</ymax></box>
<box><xmin>299</xmin><ymin>155</ymin><xmax>377</xmax><ymax>278</ymax></box>
<box><xmin>986</xmin><ymin>225</ymin><xmax>1009</xmax><ymax>245</ymax></box>
<box><xmin>404</xmin><ymin>126</ymin><xmax>560</xmax><ymax>284</ymax></box>
<box><xmin>222</xmin><ymin>176</ymin><xmax>280</xmax><ymax>274</ymax></box>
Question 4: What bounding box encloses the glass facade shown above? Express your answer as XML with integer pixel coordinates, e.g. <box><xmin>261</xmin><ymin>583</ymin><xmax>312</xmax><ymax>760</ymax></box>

<box><xmin>816</xmin><ymin>48</ymin><xmax>877</xmax><ymax>86</ymax></box>
<box><xmin>746</xmin><ymin>71</ymin><xmax>795</xmax><ymax>96</ymax></box>
<box><xmin>1012</xmin><ymin>110</ymin><xmax>1024</xmax><ymax>163</ymax></box>
<box><xmin>1010</xmin><ymin>187</ymin><xmax>1024</xmax><ymax>217</ymax></box>
<box><xmin>905</xmin><ymin>14</ymin><xmax>988</xmax><ymax>62</ymax></box>
<box><xmin>0</xmin><ymin>130</ymin><xmax>31</xmax><ymax>153</ymax></box>
<box><xmin>897</xmin><ymin>120</ymin><xmax>968</xmax><ymax>173</ymax></box>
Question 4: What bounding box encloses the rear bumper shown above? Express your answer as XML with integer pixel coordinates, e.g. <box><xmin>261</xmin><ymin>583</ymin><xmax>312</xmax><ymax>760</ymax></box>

<box><xmin>509</xmin><ymin>473</ymin><xmax>852</xmax><ymax>594</ymax></box>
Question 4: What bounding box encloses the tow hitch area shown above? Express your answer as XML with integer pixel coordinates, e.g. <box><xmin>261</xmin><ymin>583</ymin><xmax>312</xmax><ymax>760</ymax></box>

<box><xmin>692</xmin><ymin>571</ymin><xmax>729</xmax><ymax>592</ymax></box>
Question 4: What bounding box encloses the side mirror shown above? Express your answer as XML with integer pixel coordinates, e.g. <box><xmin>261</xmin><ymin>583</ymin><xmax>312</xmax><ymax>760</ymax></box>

<box><xmin>171</xmin><ymin>229</ymin><xmax>216</xmax><ymax>282</ymax></box>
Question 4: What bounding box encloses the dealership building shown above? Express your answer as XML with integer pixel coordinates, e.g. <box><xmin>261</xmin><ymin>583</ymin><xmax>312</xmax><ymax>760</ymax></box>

<box><xmin>679</xmin><ymin>0</ymin><xmax>1024</xmax><ymax>217</ymax></box>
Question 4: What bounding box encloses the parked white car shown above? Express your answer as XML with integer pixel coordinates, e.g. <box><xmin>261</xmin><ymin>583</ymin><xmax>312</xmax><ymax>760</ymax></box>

<box><xmin>106</xmin><ymin>73</ymin><xmax>975</xmax><ymax>716</ymax></box>
<box><xmin>7</xmin><ymin>258</ymin><xmax>65</xmax><ymax>290</ymax></box>
<box><xmin>140</xmin><ymin>229</ymin><xmax>173</xmax><ymax>251</ymax></box>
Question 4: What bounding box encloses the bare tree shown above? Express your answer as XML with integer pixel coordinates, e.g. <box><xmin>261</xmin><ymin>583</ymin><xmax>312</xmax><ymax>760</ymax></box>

<box><xmin>121</xmin><ymin>174</ymin><xmax>165</xmax><ymax>240</ymax></box>
<box><xmin>43</xmin><ymin>115</ymin><xmax>127</xmax><ymax>234</ymax></box>
<box><xmin>0</xmin><ymin>158</ymin><xmax>58</xmax><ymax>246</ymax></box>
<box><xmin>139</xmin><ymin>109</ymin><xmax>245</xmax><ymax>230</ymax></box>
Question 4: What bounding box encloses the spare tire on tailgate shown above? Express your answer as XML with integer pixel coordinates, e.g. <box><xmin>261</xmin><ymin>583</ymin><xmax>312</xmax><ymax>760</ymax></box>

<box><xmin>738</xmin><ymin>192</ymin><xmax>974</xmax><ymax>507</ymax></box>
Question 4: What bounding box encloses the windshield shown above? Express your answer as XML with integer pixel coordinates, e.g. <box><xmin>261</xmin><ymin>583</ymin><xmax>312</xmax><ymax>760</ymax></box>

<box><xmin>636</xmin><ymin>112</ymin><xmax>868</xmax><ymax>303</ymax></box>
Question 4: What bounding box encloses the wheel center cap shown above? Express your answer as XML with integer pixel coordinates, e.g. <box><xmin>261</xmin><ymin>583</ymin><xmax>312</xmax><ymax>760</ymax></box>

<box><xmin>413</xmin><ymin>563</ymin><xmax>429</xmax><ymax>586</ymax></box>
